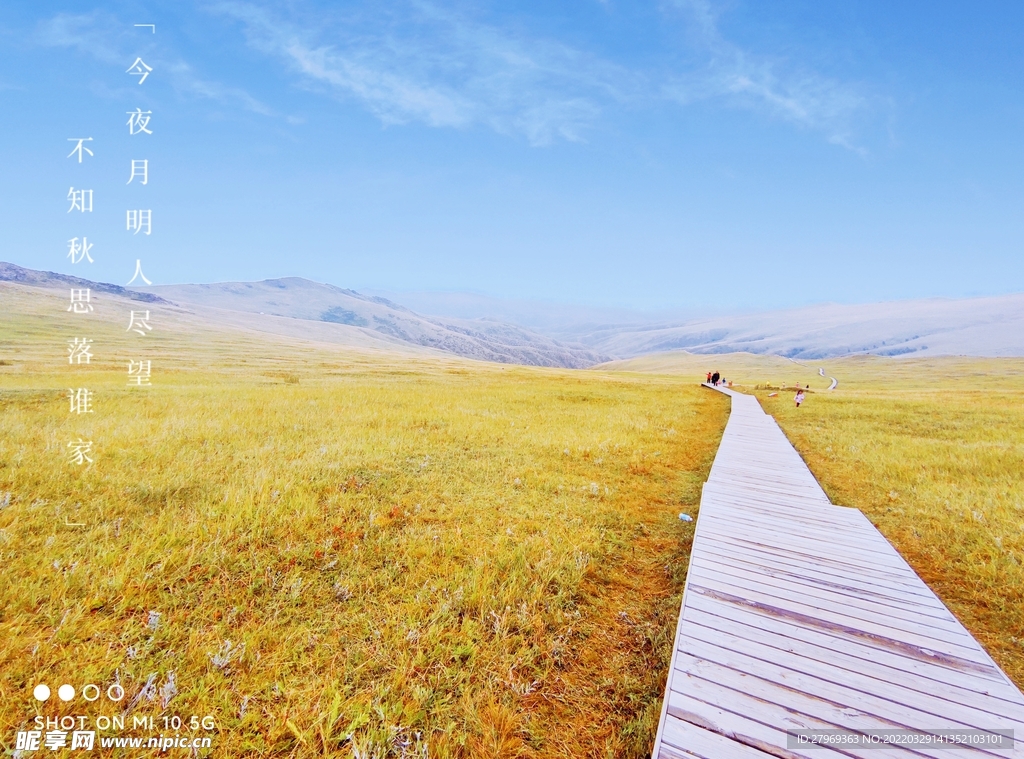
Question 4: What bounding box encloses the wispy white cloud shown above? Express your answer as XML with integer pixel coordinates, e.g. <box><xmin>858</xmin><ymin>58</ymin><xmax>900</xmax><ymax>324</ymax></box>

<box><xmin>34</xmin><ymin>11</ymin><xmax>124</xmax><ymax>65</ymax></box>
<box><xmin>34</xmin><ymin>12</ymin><xmax>275</xmax><ymax>117</ymax></box>
<box><xmin>165</xmin><ymin>60</ymin><xmax>276</xmax><ymax>116</ymax></box>
<box><xmin>34</xmin><ymin>4</ymin><xmax>876</xmax><ymax>151</ymax></box>
<box><xmin>210</xmin><ymin>1</ymin><xmax>638</xmax><ymax>145</ymax></box>
<box><xmin>664</xmin><ymin>0</ymin><xmax>871</xmax><ymax>153</ymax></box>
<box><xmin>212</xmin><ymin>0</ymin><xmax>875</xmax><ymax>150</ymax></box>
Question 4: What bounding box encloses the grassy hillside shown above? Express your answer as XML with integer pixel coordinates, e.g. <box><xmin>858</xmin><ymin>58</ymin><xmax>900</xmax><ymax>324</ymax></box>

<box><xmin>0</xmin><ymin>285</ymin><xmax>728</xmax><ymax>757</ymax></box>
<box><xmin>607</xmin><ymin>350</ymin><xmax>1024</xmax><ymax>687</ymax></box>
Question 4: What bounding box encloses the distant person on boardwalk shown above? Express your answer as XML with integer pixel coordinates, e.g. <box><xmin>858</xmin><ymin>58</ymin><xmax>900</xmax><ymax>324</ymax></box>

<box><xmin>795</xmin><ymin>389</ymin><xmax>805</xmax><ymax>407</ymax></box>
<box><xmin>706</xmin><ymin>372</ymin><xmax>712</xmax><ymax>384</ymax></box>
<box><xmin>711</xmin><ymin>371</ymin><xmax>720</xmax><ymax>386</ymax></box>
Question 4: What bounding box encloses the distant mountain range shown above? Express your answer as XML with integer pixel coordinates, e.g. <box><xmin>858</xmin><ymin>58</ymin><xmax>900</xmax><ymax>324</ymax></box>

<box><xmin>0</xmin><ymin>263</ymin><xmax>605</xmax><ymax>368</ymax></box>
<box><xmin>0</xmin><ymin>262</ymin><xmax>168</xmax><ymax>305</ymax></box>
<box><xmin>375</xmin><ymin>287</ymin><xmax>1024</xmax><ymax>359</ymax></box>
<box><xmin>4</xmin><ymin>262</ymin><xmax>1023</xmax><ymax>365</ymax></box>
<box><xmin>360</xmin><ymin>288</ymin><xmax>676</xmax><ymax>336</ymax></box>
<box><xmin>569</xmin><ymin>295</ymin><xmax>1024</xmax><ymax>359</ymax></box>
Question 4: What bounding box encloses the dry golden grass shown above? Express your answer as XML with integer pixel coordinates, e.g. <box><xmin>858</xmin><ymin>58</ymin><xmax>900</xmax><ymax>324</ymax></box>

<box><xmin>607</xmin><ymin>350</ymin><xmax>1024</xmax><ymax>688</ymax></box>
<box><xmin>0</xmin><ymin>285</ymin><xmax>728</xmax><ymax>757</ymax></box>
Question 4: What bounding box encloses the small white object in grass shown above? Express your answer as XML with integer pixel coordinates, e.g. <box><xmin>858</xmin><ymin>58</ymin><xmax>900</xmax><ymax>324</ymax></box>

<box><xmin>768</xmin><ymin>392</ymin><xmax>778</xmax><ymax>397</ymax></box>
<box><xmin>678</xmin><ymin>513</ymin><xmax>693</xmax><ymax>522</ymax></box>
<box><xmin>209</xmin><ymin>640</ymin><xmax>244</xmax><ymax>668</ymax></box>
<box><xmin>147</xmin><ymin>610</ymin><xmax>161</xmax><ymax>630</ymax></box>
<box><xmin>333</xmin><ymin>582</ymin><xmax>352</xmax><ymax>601</ymax></box>
<box><xmin>159</xmin><ymin>673</ymin><xmax>177</xmax><ymax>708</ymax></box>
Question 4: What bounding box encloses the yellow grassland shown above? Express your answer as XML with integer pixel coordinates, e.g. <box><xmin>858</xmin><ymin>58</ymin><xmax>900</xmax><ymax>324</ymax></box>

<box><xmin>0</xmin><ymin>285</ymin><xmax>727</xmax><ymax>757</ymax></box>
<box><xmin>606</xmin><ymin>349</ymin><xmax>1024</xmax><ymax>688</ymax></box>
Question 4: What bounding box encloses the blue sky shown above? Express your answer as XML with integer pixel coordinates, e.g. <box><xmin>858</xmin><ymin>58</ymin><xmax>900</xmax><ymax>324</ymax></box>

<box><xmin>1</xmin><ymin>1</ymin><xmax>1022</xmax><ymax>311</ymax></box>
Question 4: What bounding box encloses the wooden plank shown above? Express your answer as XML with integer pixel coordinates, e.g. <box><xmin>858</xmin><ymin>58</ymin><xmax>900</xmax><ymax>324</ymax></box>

<box><xmin>701</xmin><ymin>486</ymin><xmax>842</xmax><ymax>512</ymax></box>
<box><xmin>670</xmin><ymin>654</ymin><xmax>1005</xmax><ymax>759</ymax></box>
<box><xmin>709</xmin><ymin>463</ymin><xmax>823</xmax><ymax>482</ymax></box>
<box><xmin>688</xmin><ymin>553</ymin><xmax>958</xmax><ymax>618</ymax></box>
<box><xmin>699</xmin><ymin>500</ymin><xmax>843</xmax><ymax>525</ymax></box>
<box><xmin>710</xmin><ymin>476</ymin><xmax>818</xmax><ymax>487</ymax></box>
<box><xmin>686</xmin><ymin>561</ymin><xmax>966</xmax><ymax>632</ymax></box>
<box><xmin>704</xmin><ymin>479</ymin><xmax>831</xmax><ymax>503</ymax></box>
<box><xmin>657</xmin><ymin>743</ymin><xmax>700</xmax><ymax>759</ymax></box>
<box><xmin>688</xmin><ymin>549</ymin><xmax>966</xmax><ymax>626</ymax></box>
<box><xmin>676</xmin><ymin>619</ymin><xmax>1024</xmax><ymax>733</ymax></box>
<box><xmin>693</xmin><ymin>528</ymin><xmax>935</xmax><ymax>588</ymax></box>
<box><xmin>704</xmin><ymin>479</ymin><xmax>830</xmax><ymax>501</ymax></box>
<box><xmin>683</xmin><ymin>594</ymin><xmax>1017</xmax><ymax>696</ymax></box>
<box><xmin>659</xmin><ymin>713</ymin><xmax>778</xmax><ymax>759</ymax></box>
<box><xmin>696</xmin><ymin>533</ymin><xmax>937</xmax><ymax>592</ymax></box>
<box><xmin>701</xmin><ymin>513</ymin><xmax>866</xmax><ymax>541</ymax></box>
<box><xmin>695</xmin><ymin>526</ymin><xmax>918</xmax><ymax>576</ymax></box>
<box><xmin>685</xmin><ymin>578</ymin><xmax>984</xmax><ymax>661</ymax></box>
<box><xmin>698</xmin><ymin>511</ymin><xmax>907</xmax><ymax>559</ymax></box>
<box><xmin>701</xmin><ymin>512</ymin><xmax>881</xmax><ymax>544</ymax></box>
<box><xmin>666</xmin><ymin>689</ymin><xmax>861</xmax><ymax>759</ymax></box>
<box><xmin>711</xmin><ymin>460</ymin><xmax>823</xmax><ymax>477</ymax></box>
<box><xmin>701</xmin><ymin>487</ymin><xmax>852</xmax><ymax>516</ymax></box>
<box><xmin>690</xmin><ymin>542</ymin><xmax>935</xmax><ymax>599</ymax></box>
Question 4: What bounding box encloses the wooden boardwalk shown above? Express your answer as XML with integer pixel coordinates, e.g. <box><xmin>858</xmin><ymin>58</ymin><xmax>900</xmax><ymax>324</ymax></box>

<box><xmin>651</xmin><ymin>385</ymin><xmax>1024</xmax><ymax>758</ymax></box>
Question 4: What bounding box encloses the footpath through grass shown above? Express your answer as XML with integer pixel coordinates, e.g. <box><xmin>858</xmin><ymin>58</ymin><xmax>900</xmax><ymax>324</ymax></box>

<box><xmin>604</xmin><ymin>350</ymin><xmax>1024</xmax><ymax>689</ymax></box>
<box><xmin>0</xmin><ymin>288</ymin><xmax>728</xmax><ymax>758</ymax></box>
<box><xmin>758</xmin><ymin>357</ymin><xmax>1024</xmax><ymax>688</ymax></box>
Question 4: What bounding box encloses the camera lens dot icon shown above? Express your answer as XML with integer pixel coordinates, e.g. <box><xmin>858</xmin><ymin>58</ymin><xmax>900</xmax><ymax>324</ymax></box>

<box><xmin>58</xmin><ymin>684</ymin><xmax>76</xmax><ymax>701</ymax></box>
<box><xmin>33</xmin><ymin>684</ymin><xmax>51</xmax><ymax>701</ymax></box>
